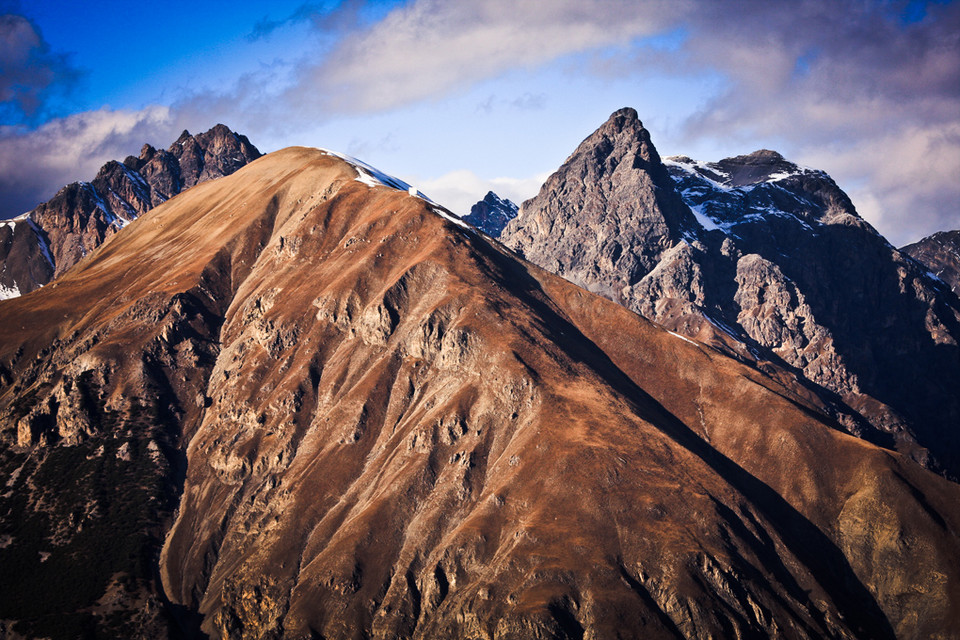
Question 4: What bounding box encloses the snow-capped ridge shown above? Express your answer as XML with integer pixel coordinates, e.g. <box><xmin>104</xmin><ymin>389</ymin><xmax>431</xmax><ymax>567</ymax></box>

<box><xmin>317</xmin><ymin>148</ymin><xmax>433</xmax><ymax>202</ymax></box>
<box><xmin>317</xmin><ymin>149</ymin><xmax>473</xmax><ymax>232</ymax></box>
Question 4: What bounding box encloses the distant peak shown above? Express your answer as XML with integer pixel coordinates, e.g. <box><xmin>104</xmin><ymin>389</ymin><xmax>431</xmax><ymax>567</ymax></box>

<box><xmin>482</xmin><ymin>191</ymin><xmax>514</xmax><ymax>207</ymax></box>
<box><xmin>723</xmin><ymin>149</ymin><xmax>792</xmax><ymax>167</ymax></box>
<box><xmin>749</xmin><ymin>149</ymin><xmax>784</xmax><ymax>160</ymax></box>
<box><xmin>205</xmin><ymin>123</ymin><xmax>236</xmax><ymax>138</ymax></box>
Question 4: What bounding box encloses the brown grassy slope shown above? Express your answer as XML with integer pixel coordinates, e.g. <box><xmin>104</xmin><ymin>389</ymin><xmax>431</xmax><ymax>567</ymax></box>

<box><xmin>0</xmin><ymin>148</ymin><xmax>957</xmax><ymax>640</ymax></box>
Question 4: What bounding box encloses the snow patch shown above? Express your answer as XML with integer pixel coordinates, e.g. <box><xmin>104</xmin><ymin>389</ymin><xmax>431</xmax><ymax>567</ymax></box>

<box><xmin>925</xmin><ymin>270</ymin><xmax>948</xmax><ymax>287</ymax></box>
<box><xmin>668</xmin><ymin>330</ymin><xmax>698</xmax><ymax>346</ymax></box>
<box><xmin>430</xmin><ymin>204</ymin><xmax>472</xmax><ymax>230</ymax></box>
<box><xmin>25</xmin><ymin>218</ymin><xmax>54</xmax><ymax>268</ymax></box>
<box><xmin>120</xmin><ymin>163</ymin><xmax>149</xmax><ymax>192</ymax></box>
<box><xmin>765</xmin><ymin>170</ymin><xmax>799</xmax><ymax>182</ymax></box>
<box><xmin>705</xmin><ymin>314</ymin><xmax>742</xmax><ymax>342</ymax></box>
<box><xmin>689</xmin><ymin>203</ymin><xmax>722</xmax><ymax>232</ymax></box>
<box><xmin>664</xmin><ymin>158</ymin><xmax>734</xmax><ymax>191</ymax></box>
<box><xmin>0</xmin><ymin>282</ymin><xmax>20</xmax><ymax>300</ymax></box>
<box><xmin>318</xmin><ymin>148</ymin><xmax>432</xmax><ymax>201</ymax></box>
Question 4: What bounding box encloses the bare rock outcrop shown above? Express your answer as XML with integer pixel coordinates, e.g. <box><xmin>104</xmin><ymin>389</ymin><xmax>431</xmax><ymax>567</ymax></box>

<box><xmin>462</xmin><ymin>191</ymin><xmax>518</xmax><ymax>237</ymax></box>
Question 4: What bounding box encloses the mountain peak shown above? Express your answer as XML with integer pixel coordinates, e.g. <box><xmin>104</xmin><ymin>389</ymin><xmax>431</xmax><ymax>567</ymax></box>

<box><xmin>463</xmin><ymin>190</ymin><xmax>518</xmax><ymax>237</ymax></box>
<box><xmin>0</xmin><ymin>124</ymin><xmax>262</xmax><ymax>297</ymax></box>
<box><xmin>501</xmin><ymin>107</ymin><xmax>694</xmax><ymax>291</ymax></box>
<box><xmin>741</xmin><ymin>149</ymin><xmax>785</xmax><ymax>162</ymax></box>
<box><xmin>604</xmin><ymin>106</ymin><xmax>642</xmax><ymax>129</ymax></box>
<box><xmin>4</xmin><ymin>142</ymin><xmax>958</xmax><ymax>639</ymax></box>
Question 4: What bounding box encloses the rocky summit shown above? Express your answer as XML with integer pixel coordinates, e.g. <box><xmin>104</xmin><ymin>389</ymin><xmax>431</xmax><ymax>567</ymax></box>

<box><xmin>0</xmin><ymin>124</ymin><xmax>261</xmax><ymax>300</ymax></box>
<box><xmin>462</xmin><ymin>191</ymin><xmax>518</xmax><ymax>237</ymax></box>
<box><xmin>1</xmin><ymin>144</ymin><xmax>959</xmax><ymax>639</ymax></box>
<box><xmin>501</xmin><ymin>107</ymin><xmax>960</xmax><ymax>481</ymax></box>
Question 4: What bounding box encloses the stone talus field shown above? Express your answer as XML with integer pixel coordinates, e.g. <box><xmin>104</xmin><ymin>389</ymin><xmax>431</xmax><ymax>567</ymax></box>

<box><xmin>0</xmin><ymin>148</ymin><xmax>958</xmax><ymax>638</ymax></box>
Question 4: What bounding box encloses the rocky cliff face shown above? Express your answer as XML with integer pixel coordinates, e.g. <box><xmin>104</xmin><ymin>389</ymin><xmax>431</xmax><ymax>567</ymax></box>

<box><xmin>903</xmin><ymin>229</ymin><xmax>960</xmax><ymax>294</ymax></box>
<box><xmin>0</xmin><ymin>124</ymin><xmax>261</xmax><ymax>299</ymax></box>
<box><xmin>462</xmin><ymin>191</ymin><xmax>518</xmax><ymax>237</ymax></box>
<box><xmin>1</xmin><ymin>146</ymin><xmax>959</xmax><ymax>639</ymax></box>
<box><xmin>501</xmin><ymin>108</ymin><xmax>960</xmax><ymax>479</ymax></box>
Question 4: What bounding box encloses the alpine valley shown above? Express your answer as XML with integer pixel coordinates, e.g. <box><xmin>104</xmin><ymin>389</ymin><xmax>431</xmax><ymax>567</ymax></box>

<box><xmin>0</xmin><ymin>110</ymin><xmax>958</xmax><ymax>640</ymax></box>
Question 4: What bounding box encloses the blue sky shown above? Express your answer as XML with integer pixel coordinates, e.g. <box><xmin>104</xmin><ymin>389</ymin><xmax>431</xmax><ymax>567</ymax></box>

<box><xmin>1</xmin><ymin>0</ymin><xmax>957</xmax><ymax>245</ymax></box>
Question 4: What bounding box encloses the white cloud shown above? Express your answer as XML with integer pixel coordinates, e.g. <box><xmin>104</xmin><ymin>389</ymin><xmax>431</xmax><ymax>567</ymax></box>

<box><xmin>2</xmin><ymin>0</ymin><xmax>957</xmax><ymax>245</ymax></box>
<box><xmin>284</xmin><ymin>0</ymin><xmax>959</xmax><ymax>241</ymax></box>
<box><xmin>285</xmin><ymin>0</ymin><xmax>685</xmax><ymax>114</ymax></box>
<box><xmin>801</xmin><ymin>122</ymin><xmax>960</xmax><ymax>245</ymax></box>
<box><xmin>0</xmin><ymin>106</ymin><xmax>177</xmax><ymax>216</ymax></box>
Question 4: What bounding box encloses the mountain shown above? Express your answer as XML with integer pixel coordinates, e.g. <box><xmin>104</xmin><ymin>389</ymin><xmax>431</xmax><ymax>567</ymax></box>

<box><xmin>501</xmin><ymin>108</ymin><xmax>960</xmax><ymax>480</ymax></box>
<box><xmin>0</xmin><ymin>124</ymin><xmax>261</xmax><ymax>299</ymax></box>
<box><xmin>462</xmin><ymin>191</ymin><xmax>518</xmax><ymax>236</ymax></box>
<box><xmin>1</xmin><ymin>146</ymin><xmax>959</xmax><ymax>639</ymax></box>
<box><xmin>902</xmin><ymin>229</ymin><xmax>960</xmax><ymax>294</ymax></box>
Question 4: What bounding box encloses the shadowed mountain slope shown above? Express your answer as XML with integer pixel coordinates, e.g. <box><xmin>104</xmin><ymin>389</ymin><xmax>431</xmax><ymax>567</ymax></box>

<box><xmin>0</xmin><ymin>148</ymin><xmax>958</xmax><ymax>639</ymax></box>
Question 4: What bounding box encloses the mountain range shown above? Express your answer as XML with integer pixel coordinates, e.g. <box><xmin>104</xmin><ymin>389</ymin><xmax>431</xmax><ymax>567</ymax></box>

<box><xmin>0</xmin><ymin>111</ymin><xmax>958</xmax><ymax>639</ymax></box>
<box><xmin>0</xmin><ymin>125</ymin><xmax>261</xmax><ymax>299</ymax></box>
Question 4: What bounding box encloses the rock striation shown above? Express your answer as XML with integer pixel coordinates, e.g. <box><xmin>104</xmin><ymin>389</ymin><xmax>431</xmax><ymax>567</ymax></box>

<box><xmin>902</xmin><ymin>229</ymin><xmax>960</xmax><ymax>294</ymax></box>
<box><xmin>1</xmin><ymin>146</ymin><xmax>958</xmax><ymax>639</ymax></box>
<box><xmin>462</xmin><ymin>191</ymin><xmax>518</xmax><ymax>237</ymax></box>
<box><xmin>0</xmin><ymin>124</ymin><xmax>261</xmax><ymax>299</ymax></box>
<box><xmin>501</xmin><ymin>108</ymin><xmax>960</xmax><ymax>479</ymax></box>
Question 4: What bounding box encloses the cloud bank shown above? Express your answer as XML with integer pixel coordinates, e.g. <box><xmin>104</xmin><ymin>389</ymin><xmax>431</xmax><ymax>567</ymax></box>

<box><xmin>1</xmin><ymin>0</ymin><xmax>957</xmax><ymax>245</ymax></box>
<box><xmin>0</xmin><ymin>107</ymin><xmax>177</xmax><ymax>216</ymax></box>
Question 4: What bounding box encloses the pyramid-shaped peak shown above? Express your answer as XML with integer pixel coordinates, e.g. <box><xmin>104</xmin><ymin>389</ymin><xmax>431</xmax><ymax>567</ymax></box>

<box><xmin>570</xmin><ymin>107</ymin><xmax>664</xmax><ymax>175</ymax></box>
<box><xmin>591</xmin><ymin>107</ymin><xmax>650</xmax><ymax>143</ymax></box>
